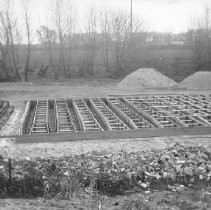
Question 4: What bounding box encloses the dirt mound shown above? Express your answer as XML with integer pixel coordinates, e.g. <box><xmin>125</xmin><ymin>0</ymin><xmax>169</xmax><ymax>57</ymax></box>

<box><xmin>118</xmin><ymin>68</ymin><xmax>177</xmax><ymax>89</ymax></box>
<box><xmin>179</xmin><ymin>71</ymin><xmax>211</xmax><ymax>89</ymax></box>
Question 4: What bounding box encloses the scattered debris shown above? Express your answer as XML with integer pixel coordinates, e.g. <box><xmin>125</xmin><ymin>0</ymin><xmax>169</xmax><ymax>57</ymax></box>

<box><xmin>1</xmin><ymin>143</ymin><xmax>211</xmax><ymax>199</ymax></box>
<box><xmin>0</xmin><ymin>100</ymin><xmax>14</xmax><ymax>131</ymax></box>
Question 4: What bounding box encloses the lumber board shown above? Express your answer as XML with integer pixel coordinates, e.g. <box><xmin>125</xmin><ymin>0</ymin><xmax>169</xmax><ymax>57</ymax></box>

<box><xmin>0</xmin><ymin>126</ymin><xmax>211</xmax><ymax>144</ymax></box>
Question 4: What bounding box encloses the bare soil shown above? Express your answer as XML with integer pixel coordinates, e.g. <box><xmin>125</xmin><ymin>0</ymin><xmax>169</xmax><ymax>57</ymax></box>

<box><xmin>0</xmin><ymin>79</ymin><xmax>210</xmax><ymax>106</ymax></box>
<box><xmin>1</xmin><ymin>135</ymin><xmax>211</xmax><ymax>160</ymax></box>
<box><xmin>1</xmin><ymin>188</ymin><xmax>210</xmax><ymax>210</ymax></box>
<box><xmin>179</xmin><ymin>71</ymin><xmax>211</xmax><ymax>89</ymax></box>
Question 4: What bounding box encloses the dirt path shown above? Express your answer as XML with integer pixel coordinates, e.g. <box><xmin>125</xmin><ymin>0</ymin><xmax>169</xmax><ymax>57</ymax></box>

<box><xmin>0</xmin><ymin>80</ymin><xmax>210</xmax><ymax>108</ymax></box>
<box><xmin>0</xmin><ymin>135</ymin><xmax>210</xmax><ymax>160</ymax></box>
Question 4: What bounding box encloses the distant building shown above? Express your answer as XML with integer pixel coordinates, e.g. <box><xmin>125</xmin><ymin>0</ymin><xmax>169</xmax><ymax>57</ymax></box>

<box><xmin>146</xmin><ymin>32</ymin><xmax>185</xmax><ymax>46</ymax></box>
<box><xmin>171</xmin><ymin>34</ymin><xmax>186</xmax><ymax>45</ymax></box>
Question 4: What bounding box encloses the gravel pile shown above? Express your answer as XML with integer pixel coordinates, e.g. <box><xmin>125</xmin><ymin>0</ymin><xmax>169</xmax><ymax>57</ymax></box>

<box><xmin>118</xmin><ymin>68</ymin><xmax>177</xmax><ymax>90</ymax></box>
<box><xmin>1</xmin><ymin>143</ymin><xmax>211</xmax><ymax>198</ymax></box>
<box><xmin>179</xmin><ymin>71</ymin><xmax>211</xmax><ymax>89</ymax></box>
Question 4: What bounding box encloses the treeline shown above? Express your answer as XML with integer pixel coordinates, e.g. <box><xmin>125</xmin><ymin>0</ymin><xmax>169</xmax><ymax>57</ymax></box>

<box><xmin>0</xmin><ymin>0</ymin><xmax>149</xmax><ymax>81</ymax></box>
<box><xmin>0</xmin><ymin>0</ymin><xmax>211</xmax><ymax>81</ymax></box>
<box><xmin>187</xmin><ymin>7</ymin><xmax>211</xmax><ymax>72</ymax></box>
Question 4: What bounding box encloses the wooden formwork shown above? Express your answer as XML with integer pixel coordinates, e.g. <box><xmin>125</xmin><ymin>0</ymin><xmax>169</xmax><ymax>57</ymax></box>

<box><xmin>0</xmin><ymin>126</ymin><xmax>211</xmax><ymax>144</ymax></box>
<box><xmin>2</xmin><ymin>94</ymin><xmax>210</xmax><ymax>144</ymax></box>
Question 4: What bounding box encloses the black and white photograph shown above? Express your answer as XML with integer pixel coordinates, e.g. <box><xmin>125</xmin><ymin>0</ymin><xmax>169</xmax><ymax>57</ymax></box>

<box><xmin>0</xmin><ymin>0</ymin><xmax>211</xmax><ymax>209</ymax></box>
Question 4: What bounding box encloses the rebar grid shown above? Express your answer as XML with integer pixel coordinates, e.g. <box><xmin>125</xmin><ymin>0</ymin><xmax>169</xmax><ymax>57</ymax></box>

<box><xmin>156</xmin><ymin>95</ymin><xmax>210</xmax><ymax>126</ymax></box>
<box><xmin>108</xmin><ymin>98</ymin><xmax>153</xmax><ymax>129</ymax></box>
<box><xmin>30</xmin><ymin>100</ymin><xmax>49</xmax><ymax>134</ymax></box>
<box><xmin>125</xmin><ymin>97</ymin><xmax>180</xmax><ymax>128</ymax></box>
<box><xmin>90</xmin><ymin>98</ymin><xmax>129</xmax><ymax>130</ymax></box>
<box><xmin>48</xmin><ymin>100</ymin><xmax>57</xmax><ymax>133</ymax></box>
<box><xmin>22</xmin><ymin>94</ymin><xmax>211</xmax><ymax>135</ymax></box>
<box><xmin>66</xmin><ymin>100</ymin><xmax>82</xmax><ymax>131</ymax></box>
<box><xmin>55</xmin><ymin>99</ymin><xmax>75</xmax><ymax>133</ymax></box>
<box><xmin>73</xmin><ymin>99</ymin><xmax>103</xmax><ymax>131</ymax></box>
<box><xmin>129</xmin><ymin>94</ymin><xmax>211</xmax><ymax>127</ymax></box>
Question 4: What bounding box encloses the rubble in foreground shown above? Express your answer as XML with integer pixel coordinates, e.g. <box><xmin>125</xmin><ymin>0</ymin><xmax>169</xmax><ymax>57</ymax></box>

<box><xmin>1</xmin><ymin>143</ymin><xmax>211</xmax><ymax>208</ymax></box>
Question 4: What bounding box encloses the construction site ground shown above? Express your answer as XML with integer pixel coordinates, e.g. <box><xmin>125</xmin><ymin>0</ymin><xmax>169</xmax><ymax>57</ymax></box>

<box><xmin>0</xmin><ymin>79</ymin><xmax>211</xmax><ymax>209</ymax></box>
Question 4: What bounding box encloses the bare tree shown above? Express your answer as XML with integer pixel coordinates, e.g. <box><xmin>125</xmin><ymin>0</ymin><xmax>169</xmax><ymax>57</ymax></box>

<box><xmin>37</xmin><ymin>25</ymin><xmax>58</xmax><ymax>80</ymax></box>
<box><xmin>188</xmin><ymin>6</ymin><xmax>211</xmax><ymax>71</ymax></box>
<box><xmin>54</xmin><ymin>0</ymin><xmax>67</xmax><ymax>79</ymax></box>
<box><xmin>0</xmin><ymin>0</ymin><xmax>22</xmax><ymax>81</ymax></box>
<box><xmin>109</xmin><ymin>11</ymin><xmax>131</xmax><ymax>76</ymax></box>
<box><xmin>204</xmin><ymin>6</ymin><xmax>211</xmax><ymax>67</ymax></box>
<box><xmin>127</xmin><ymin>15</ymin><xmax>149</xmax><ymax>70</ymax></box>
<box><xmin>0</xmin><ymin>12</ymin><xmax>12</xmax><ymax>77</ymax></box>
<box><xmin>100</xmin><ymin>10</ymin><xmax>111</xmax><ymax>73</ymax></box>
<box><xmin>80</xmin><ymin>7</ymin><xmax>97</xmax><ymax>77</ymax></box>
<box><xmin>66</xmin><ymin>6</ymin><xmax>77</xmax><ymax>77</ymax></box>
<box><xmin>187</xmin><ymin>17</ymin><xmax>199</xmax><ymax>71</ymax></box>
<box><xmin>23</xmin><ymin>0</ymin><xmax>32</xmax><ymax>82</ymax></box>
<box><xmin>108</xmin><ymin>11</ymin><xmax>148</xmax><ymax>77</ymax></box>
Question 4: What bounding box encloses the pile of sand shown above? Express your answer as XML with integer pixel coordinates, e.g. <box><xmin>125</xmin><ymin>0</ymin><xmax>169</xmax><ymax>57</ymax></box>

<box><xmin>118</xmin><ymin>68</ymin><xmax>177</xmax><ymax>89</ymax></box>
<box><xmin>179</xmin><ymin>71</ymin><xmax>211</xmax><ymax>89</ymax></box>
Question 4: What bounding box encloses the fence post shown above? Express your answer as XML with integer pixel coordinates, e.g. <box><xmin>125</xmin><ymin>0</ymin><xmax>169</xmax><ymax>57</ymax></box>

<box><xmin>8</xmin><ymin>158</ymin><xmax>12</xmax><ymax>196</ymax></box>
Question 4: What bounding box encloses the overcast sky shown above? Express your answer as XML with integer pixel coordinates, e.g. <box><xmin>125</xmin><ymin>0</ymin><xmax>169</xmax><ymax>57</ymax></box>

<box><xmin>3</xmin><ymin>0</ymin><xmax>211</xmax><ymax>34</ymax></box>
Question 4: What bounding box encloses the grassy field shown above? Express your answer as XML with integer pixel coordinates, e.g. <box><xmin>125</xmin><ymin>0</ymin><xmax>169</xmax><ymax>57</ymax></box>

<box><xmin>18</xmin><ymin>45</ymin><xmax>194</xmax><ymax>83</ymax></box>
